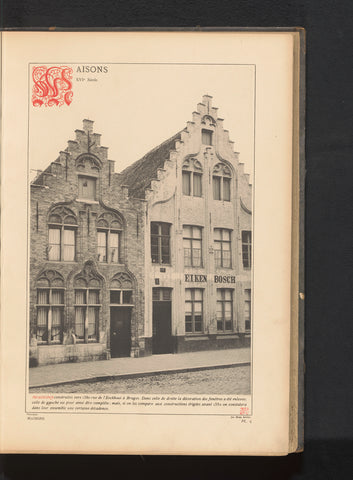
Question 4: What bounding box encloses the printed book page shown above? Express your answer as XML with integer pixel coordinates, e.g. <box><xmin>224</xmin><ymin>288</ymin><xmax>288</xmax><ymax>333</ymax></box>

<box><xmin>0</xmin><ymin>30</ymin><xmax>302</xmax><ymax>455</ymax></box>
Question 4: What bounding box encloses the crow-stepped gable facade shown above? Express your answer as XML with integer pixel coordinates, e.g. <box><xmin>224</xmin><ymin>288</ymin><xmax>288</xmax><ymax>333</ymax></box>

<box><xmin>30</xmin><ymin>95</ymin><xmax>252</xmax><ymax>366</ymax></box>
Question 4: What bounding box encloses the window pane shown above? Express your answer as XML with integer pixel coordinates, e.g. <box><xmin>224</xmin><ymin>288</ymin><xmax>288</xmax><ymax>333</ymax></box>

<box><xmin>194</xmin><ymin>316</ymin><xmax>203</xmax><ymax>332</ymax></box>
<box><xmin>183</xmin><ymin>226</ymin><xmax>192</xmax><ymax>238</ymax></box>
<box><xmin>216</xmin><ymin>289</ymin><xmax>223</xmax><ymax>301</ymax></box>
<box><xmin>223</xmin><ymin>251</ymin><xmax>231</xmax><ymax>268</ymax></box>
<box><xmin>225</xmin><ymin>320</ymin><xmax>232</xmax><ymax>331</ymax></box>
<box><xmin>48</xmin><ymin>228</ymin><xmax>61</xmax><ymax>261</ymax></box>
<box><xmin>223</xmin><ymin>177</ymin><xmax>231</xmax><ymax>201</ymax></box>
<box><xmin>123</xmin><ymin>291</ymin><xmax>132</xmax><ymax>304</ymax></box>
<box><xmin>37</xmin><ymin>308</ymin><xmax>48</xmax><ymax>342</ymax></box>
<box><xmin>193</xmin><ymin>173</ymin><xmax>202</xmax><ymax>197</ymax></box>
<box><xmin>192</xmin><ymin>248</ymin><xmax>202</xmax><ymax>267</ymax></box>
<box><xmin>194</xmin><ymin>289</ymin><xmax>203</xmax><ymax>301</ymax></box>
<box><xmin>192</xmin><ymin>227</ymin><xmax>202</xmax><ymax>239</ymax></box>
<box><xmin>110</xmin><ymin>232</ymin><xmax>119</xmax><ymax>248</ymax></box>
<box><xmin>213</xmin><ymin>176</ymin><xmax>221</xmax><ymax>200</ymax></box>
<box><xmin>185</xmin><ymin>289</ymin><xmax>192</xmax><ymax>301</ymax></box>
<box><xmin>217</xmin><ymin>320</ymin><xmax>223</xmax><ymax>331</ymax></box>
<box><xmin>225</xmin><ymin>289</ymin><xmax>232</xmax><ymax>300</ymax></box>
<box><xmin>202</xmin><ymin>129</ymin><xmax>212</xmax><ymax>145</ymax></box>
<box><xmin>214</xmin><ymin>250</ymin><xmax>222</xmax><ymax>268</ymax></box>
<box><xmin>222</xmin><ymin>229</ymin><xmax>231</xmax><ymax>241</ymax></box>
<box><xmin>98</xmin><ymin>231</ymin><xmax>106</xmax><ymax>247</ymax></box>
<box><xmin>182</xmin><ymin>171</ymin><xmax>191</xmax><ymax>195</ymax></box>
<box><xmin>151</xmin><ymin>223</ymin><xmax>159</xmax><ymax>235</ymax></box>
<box><xmin>75</xmin><ymin>290</ymin><xmax>86</xmax><ymax>304</ymax></box>
<box><xmin>97</xmin><ymin>231</ymin><xmax>107</xmax><ymax>262</ymax></box>
<box><xmin>88</xmin><ymin>290</ymin><xmax>99</xmax><ymax>304</ymax></box>
<box><xmin>37</xmin><ymin>290</ymin><xmax>49</xmax><ymax>304</ymax></box>
<box><xmin>87</xmin><ymin>307</ymin><xmax>97</xmax><ymax>339</ymax></box>
<box><xmin>51</xmin><ymin>308</ymin><xmax>62</xmax><ymax>342</ymax></box>
<box><xmin>194</xmin><ymin>302</ymin><xmax>202</xmax><ymax>314</ymax></box>
<box><xmin>161</xmin><ymin>224</ymin><xmax>170</xmax><ymax>236</ymax></box>
<box><xmin>75</xmin><ymin>307</ymin><xmax>85</xmax><ymax>339</ymax></box>
<box><xmin>52</xmin><ymin>289</ymin><xmax>64</xmax><ymax>304</ymax></box>
<box><xmin>185</xmin><ymin>316</ymin><xmax>192</xmax><ymax>332</ymax></box>
<box><xmin>63</xmin><ymin>245</ymin><xmax>75</xmax><ymax>261</ymax></box>
<box><xmin>184</xmin><ymin>248</ymin><xmax>192</xmax><ymax>267</ymax></box>
<box><xmin>110</xmin><ymin>290</ymin><xmax>121</xmax><ymax>304</ymax></box>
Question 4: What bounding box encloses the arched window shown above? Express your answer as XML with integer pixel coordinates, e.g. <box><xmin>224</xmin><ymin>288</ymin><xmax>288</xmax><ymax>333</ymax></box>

<box><xmin>96</xmin><ymin>212</ymin><xmax>123</xmax><ymax>263</ymax></box>
<box><xmin>182</xmin><ymin>158</ymin><xmax>203</xmax><ymax>197</ymax></box>
<box><xmin>73</xmin><ymin>262</ymin><xmax>103</xmax><ymax>343</ymax></box>
<box><xmin>48</xmin><ymin>206</ymin><xmax>78</xmax><ymax>261</ymax></box>
<box><xmin>212</xmin><ymin>163</ymin><xmax>232</xmax><ymax>201</ymax></box>
<box><xmin>35</xmin><ymin>270</ymin><xmax>65</xmax><ymax>344</ymax></box>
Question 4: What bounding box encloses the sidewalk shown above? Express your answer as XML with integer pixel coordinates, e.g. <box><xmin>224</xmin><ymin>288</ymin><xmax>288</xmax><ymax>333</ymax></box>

<box><xmin>29</xmin><ymin>348</ymin><xmax>251</xmax><ymax>388</ymax></box>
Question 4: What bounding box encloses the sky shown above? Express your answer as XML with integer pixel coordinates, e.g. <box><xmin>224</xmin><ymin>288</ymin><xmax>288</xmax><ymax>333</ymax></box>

<box><xmin>29</xmin><ymin>63</ymin><xmax>255</xmax><ymax>181</ymax></box>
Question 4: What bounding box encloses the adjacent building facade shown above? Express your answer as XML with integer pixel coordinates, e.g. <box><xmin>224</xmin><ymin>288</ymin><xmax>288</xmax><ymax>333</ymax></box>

<box><xmin>30</xmin><ymin>95</ymin><xmax>252</xmax><ymax>366</ymax></box>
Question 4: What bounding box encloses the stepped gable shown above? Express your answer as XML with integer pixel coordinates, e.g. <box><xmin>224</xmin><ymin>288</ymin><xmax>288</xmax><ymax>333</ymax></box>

<box><xmin>118</xmin><ymin>130</ymin><xmax>184</xmax><ymax>198</ymax></box>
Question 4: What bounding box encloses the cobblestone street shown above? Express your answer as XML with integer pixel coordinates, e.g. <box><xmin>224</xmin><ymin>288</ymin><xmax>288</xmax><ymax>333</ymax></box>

<box><xmin>30</xmin><ymin>365</ymin><xmax>250</xmax><ymax>395</ymax></box>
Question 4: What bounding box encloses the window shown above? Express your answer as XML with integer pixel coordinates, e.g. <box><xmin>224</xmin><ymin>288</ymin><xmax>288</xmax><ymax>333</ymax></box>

<box><xmin>182</xmin><ymin>159</ymin><xmax>203</xmax><ymax>197</ymax></box>
<box><xmin>110</xmin><ymin>290</ymin><xmax>133</xmax><ymax>305</ymax></box>
<box><xmin>74</xmin><ymin>289</ymin><xmax>100</xmax><ymax>342</ymax></box>
<box><xmin>48</xmin><ymin>207</ymin><xmax>77</xmax><ymax>261</ymax></box>
<box><xmin>216</xmin><ymin>289</ymin><xmax>233</xmax><ymax>332</ymax></box>
<box><xmin>183</xmin><ymin>226</ymin><xmax>202</xmax><ymax>267</ymax></box>
<box><xmin>212</xmin><ymin>163</ymin><xmax>232</xmax><ymax>201</ymax></box>
<box><xmin>36</xmin><ymin>288</ymin><xmax>64</xmax><ymax>344</ymax></box>
<box><xmin>202</xmin><ymin>129</ymin><xmax>213</xmax><ymax>145</ymax></box>
<box><xmin>153</xmin><ymin>288</ymin><xmax>172</xmax><ymax>302</ymax></box>
<box><xmin>185</xmin><ymin>289</ymin><xmax>203</xmax><ymax>333</ymax></box>
<box><xmin>96</xmin><ymin>212</ymin><xmax>122</xmax><ymax>263</ymax></box>
<box><xmin>78</xmin><ymin>175</ymin><xmax>96</xmax><ymax>200</ymax></box>
<box><xmin>244</xmin><ymin>289</ymin><xmax>251</xmax><ymax>331</ymax></box>
<box><xmin>151</xmin><ymin>222</ymin><xmax>171</xmax><ymax>264</ymax></box>
<box><xmin>214</xmin><ymin>228</ymin><xmax>232</xmax><ymax>268</ymax></box>
<box><xmin>242</xmin><ymin>231</ymin><xmax>252</xmax><ymax>268</ymax></box>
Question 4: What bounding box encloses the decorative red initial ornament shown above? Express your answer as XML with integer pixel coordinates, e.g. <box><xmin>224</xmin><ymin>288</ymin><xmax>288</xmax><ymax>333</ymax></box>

<box><xmin>32</xmin><ymin>66</ymin><xmax>73</xmax><ymax>107</ymax></box>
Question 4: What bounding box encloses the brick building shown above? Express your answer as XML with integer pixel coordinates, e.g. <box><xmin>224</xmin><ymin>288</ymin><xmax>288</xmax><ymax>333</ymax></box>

<box><xmin>119</xmin><ymin>95</ymin><xmax>252</xmax><ymax>355</ymax></box>
<box><xmin>30</xmin><ymin>120</ymin><xmax>146</xmax><ymax>366</ymax></box>
<box><xmin>29</xmin><ymin>95</ymin><xmax>252</xmax><ymax>366</ymax></box>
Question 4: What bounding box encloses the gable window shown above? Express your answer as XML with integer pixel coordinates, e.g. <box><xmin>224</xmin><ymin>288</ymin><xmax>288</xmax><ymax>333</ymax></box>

<box><xmin>182</xmin><ymin>158</ymin><xmax>203</xmax><ymax>197</ymax></box>
<box><xmin>78</xmin><ymin>175</ymin><xmax>96</xmax><ymax>200</ymax></box>
<box><xmin>74</xmin><ymin>289</ymin><xmax>100</xmax><ymax>342</ymax></box>
<box><xmin>244</xmin><ymin>289</ymin><xmax>251</xmax><ymax>331</ymax></box>
<box><xmin>151</xmin><ymin>222</ymin><xmax>171</xmax><ymax>264</ymax></box>
<box><xmin>185</xmin><ymin>288</ymin><xmax>203</xmax><ymax>333</ymax></box>
<box><xmin>183</xmin><ymin>226</ymin><xmax>202</xmax><ymax>267</ymax></box>
<box><xmin>216</xmin><ymin>289</ymin><xmax>233</xmax><ymax>332</ymax></box>
<box><xmin>36</xmin><ymin>288</ymin><xmax>64</xmax><ymax>344</ymax></box>
<box><xmin>214</xmin><ymin>228</ymin><xmax>232</xmax><ymax>268</ymax></box>
<box><xmin>48</xmin><ymin>207</ymin><xmax>77</xmax><ymax>262</ymax></box>
<box><xmin>202</xmin><ymin>129</ymin><xmax>213</xmax><ymax>145</ymax></box>
<box><xmin>97</xmin><ymin>212</ymin><xmax>122</xmax><ymax>263</ymax></box>
<box><xmin>242</xmin><ymin>231</ymin><xmax>252</xmax><ymax>268</ymax></box>
<box><xmin>213</xmin><ymin>163</ymin><xmax>232</xmax><ymax>201</ymax></box>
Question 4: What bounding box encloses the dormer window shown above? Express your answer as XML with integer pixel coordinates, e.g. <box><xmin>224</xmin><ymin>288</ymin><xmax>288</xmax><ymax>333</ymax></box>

<box><xmin>202</xmin><ymin>129</ymin><xmax>213</xmax><ymax>145</ymax></box>
<box><xmin>78</xmin><ymin>175</ymin><xmax>96</xmax><ymax>200</ymax></box>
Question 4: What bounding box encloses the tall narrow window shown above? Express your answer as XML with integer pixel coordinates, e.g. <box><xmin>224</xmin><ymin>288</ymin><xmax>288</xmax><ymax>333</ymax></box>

<box><xmin>48</xmin><ymin>207</ymin><xmax>77</xmax><ymax>262</ymax></box>
<box><xmin>182</xmin><ymin>170</ymin><xmax>191</xmax><ymax>195</ymax></box>
<box><xmin>182</xmin><ymin>158</ymin><xmax>203</xmax><ymax>197</ymax></box>
<box><xmin>216</xmin><ymin>289</ymin><xmax>233</xmax><ymax>332</ymax></box>
<box><xmin>214</xmin><ymin>228</ymin><xmax>232</xmax><ymax>268</ymax></box>
<box><xmin>36</xmin><ymin>288</ymin><xmax>64</xmax><ymax>344</ymax></box>
<box><xmin>96</xmin><ymin>212</ymin><xmax>122</xmax><ymax>263</ymax></box>
<box><xmin>202</xmin><ymin>129</ymin><xmax>213</xmax><ymax>145</ymax></box>
<box><xmin>74</xmin><ymin>289</ymin><xmax>100</xmax><ymax>342</ymax></box>
<box><xmin>183</xmin><ymin>226</ymin><xmax>202</xmax><ymax>267</ymax></box>
<box><xmin>185</xmin><ymin>289</ymin><xmax>203</xmax><ymax>333</ymax></box>
<box><xmin>244</xmin><ymin>289</ymin><xmax>251</xmax><ymax>331</ymax></box>
<box><xmin>212</xmin><ymin>163</ymin><xmax>232</xmax><ymax>201</ymax></box>
<box><xmin>242</xmin><ymin>231</ymin><xmax>252</xmax><ymax>268</ymax></box>
<box><xmin>151</xmin><ymin>222</ymin><xmax>171</xmax><ymax>264</ymax></box>
<box><xmin>78</xmin><ymin>176</ymin><xmax>97</xmax><ymax>200</ymax></box>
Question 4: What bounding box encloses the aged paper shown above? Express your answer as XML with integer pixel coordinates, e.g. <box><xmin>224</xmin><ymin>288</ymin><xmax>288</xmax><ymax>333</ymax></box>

<box><xmin>1</xmin><ymin>31</ymin><xmax>299</xmax><ymax>454</ymax></box>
